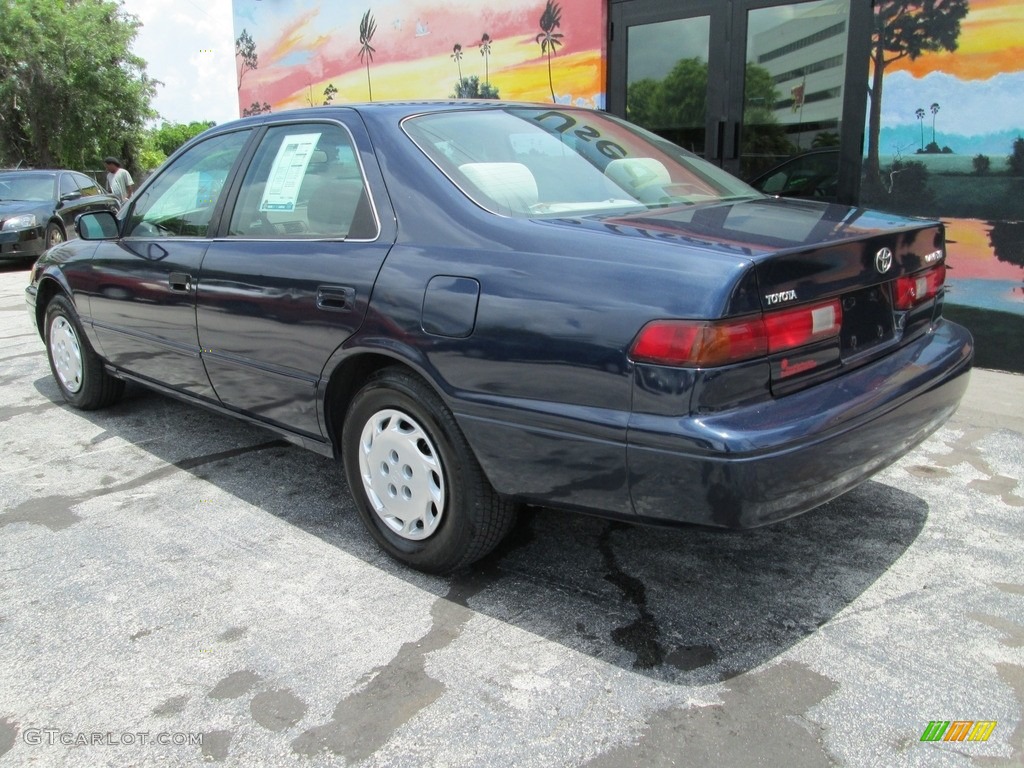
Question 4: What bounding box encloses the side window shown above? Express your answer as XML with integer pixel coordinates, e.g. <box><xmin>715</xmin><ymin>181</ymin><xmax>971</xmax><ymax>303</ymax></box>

<box><xmin>127</xmin><ymin>130</ymin><xmax>250</xmax><ymax>238</ymax></box>
<box><xmin>228</xmin><ymin>123</ymin><xmax>377</xmax><ymax>239</ymax></box>
<box><xmin>73</xmin><ymin>173</ymin><xmax>102</xmax><ymax>197</ymax></box>
<box><xmin>59</xmin><ymin>174</ymin><xmax>78</xmax><ymax>199</ymax></box>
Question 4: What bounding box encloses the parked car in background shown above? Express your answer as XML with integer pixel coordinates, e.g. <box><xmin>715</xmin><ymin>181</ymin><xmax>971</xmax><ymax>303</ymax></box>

<box><xmin>25</xmin><ymin>103</ymin><xmax>972</xmax><ymax>573</ymax></box>
<box><xmin>749</xmin><ymin>148</ymin><xmax>840</xmax><ymax>201</ymax></box>
<box><xmin>0</xmin><ymin>169</ymin><xmax>121</xmax><ymax>261</ymax></box>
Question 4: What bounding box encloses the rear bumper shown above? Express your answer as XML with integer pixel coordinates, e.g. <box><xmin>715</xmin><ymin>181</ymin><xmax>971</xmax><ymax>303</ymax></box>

<box><xmin>627</xmin><ymin>319</ymin><xmax>974</xmax><ymax>528</ymax></box>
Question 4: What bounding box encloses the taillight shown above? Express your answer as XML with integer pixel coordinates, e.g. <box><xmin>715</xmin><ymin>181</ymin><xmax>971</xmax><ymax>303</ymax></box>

<box><xmin>630</xmin><ymin>298</ymin><xmax>842</xmax><ymax>368</ymax></box>
<box><xmin>894</xmin><ymin>264</ymin><xmax>945</xmax><ymax>310</ymax></box>
<box><xmin>630</xmin><ymin>317</ymin><xmax>767</xmax><ymax>367</ymax></box>
<box><xmin>763</xmin><ymin>299</ymin><xmax>842</xmax><ymax>353</ymax></box>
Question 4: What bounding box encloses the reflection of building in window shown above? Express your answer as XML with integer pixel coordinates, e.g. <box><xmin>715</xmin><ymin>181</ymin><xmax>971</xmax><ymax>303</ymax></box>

<box><xmin>749</xmin><ymin>0</ymin><xmax>849</xmax><ymax>143</ymax></box>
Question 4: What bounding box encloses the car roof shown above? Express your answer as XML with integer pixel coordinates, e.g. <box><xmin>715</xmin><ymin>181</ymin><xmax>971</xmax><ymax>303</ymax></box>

<box><xmin>215</xmin><ymin>100</ymin><xmax>590</xmax><ymax>132</ymax></box>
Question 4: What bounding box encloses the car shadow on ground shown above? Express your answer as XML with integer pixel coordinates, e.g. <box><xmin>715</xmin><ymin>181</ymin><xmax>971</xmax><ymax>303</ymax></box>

<box><xmin>31</xmin><ymin>375</ymin><xmax>928</xmax><ymax>686</ymax></box>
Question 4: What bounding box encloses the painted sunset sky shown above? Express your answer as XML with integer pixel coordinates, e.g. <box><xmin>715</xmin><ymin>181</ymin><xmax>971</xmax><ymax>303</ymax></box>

<box><xmin>877</xmin><ymin>0</ymin><xmax>1024</xmax><ymax>154</ymax></box>
<box><xmin>232</xmin><ymin>0</ymin><xmax>606</xmax><ymax>112</ymax></box>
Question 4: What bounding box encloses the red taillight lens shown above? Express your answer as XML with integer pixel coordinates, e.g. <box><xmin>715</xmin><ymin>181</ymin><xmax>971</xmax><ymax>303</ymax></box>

<box><xmin>763</xmin><ymin>299</ymin><xmax>842</xmax><ymax>353</ymax></box>
<box><xmin>630</xmin><ymin>317</ymin><xmax>767</xmax><ymax>367</ymax></box>
<box><xmin>631</xmin><ymin>299</ymin><xmax>843</xmax><ymax>368</ymax></box>
<box><xmin>894</xmin><ymin>264</ymin><xmax>945</xmax><ymax>310</ymax></box>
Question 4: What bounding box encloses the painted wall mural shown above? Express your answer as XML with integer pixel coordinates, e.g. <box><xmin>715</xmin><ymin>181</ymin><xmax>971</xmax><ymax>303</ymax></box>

<box><xmin>861</xmin><ymin>0</ymin><xmax>1024</xmax><ymax>348</ymax></box>
<box><xmin>231</xmin><ymin>0</ymin><xmax>606</xmax><ymax>114</ymax></box>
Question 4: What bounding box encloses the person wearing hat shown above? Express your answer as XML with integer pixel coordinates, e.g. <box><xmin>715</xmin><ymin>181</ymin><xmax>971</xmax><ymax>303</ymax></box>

<box><xmin>104</xmin><ymin>157</ymin><xmax>135</xmax><ymax>204</ymax></box>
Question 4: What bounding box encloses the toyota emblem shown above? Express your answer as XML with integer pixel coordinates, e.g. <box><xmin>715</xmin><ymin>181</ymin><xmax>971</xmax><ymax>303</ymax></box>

<box><xmin>875</xmin><ymin>247</ymin><xmax>893</xmax><ymax>274</ymax></box>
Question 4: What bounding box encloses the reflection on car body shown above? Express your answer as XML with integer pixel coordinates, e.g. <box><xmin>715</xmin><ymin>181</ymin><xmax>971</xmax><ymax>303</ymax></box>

<box><xmin>25</xmin><ymin>102</ymin><xmax>972</xmax><ymax>573</ymax></box>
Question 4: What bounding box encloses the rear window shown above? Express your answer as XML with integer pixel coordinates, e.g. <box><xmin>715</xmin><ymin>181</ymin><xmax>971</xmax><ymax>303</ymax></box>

<box><xmin>402</xmin><ymin>107</ymin><xmax>759</xmax><ymax>218</ymax></box>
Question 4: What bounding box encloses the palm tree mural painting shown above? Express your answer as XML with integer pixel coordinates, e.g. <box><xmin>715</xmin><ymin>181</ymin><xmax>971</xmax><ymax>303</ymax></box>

<box><xmin>452</xmin><ymin>43</ymin><xmax>464</xmax><ymax>83</ymax></box>
<box><xmin>479</xmin><ymin>33</ymin><xmax>492</xmax><ymax>86</ymax></box>
<box><xmin>536</xmin><ymin>0</ymin><xmax>564</xmax><ymax>103</ymax></box>
<box><xmin>359</xmin><ymin>10</ymin><xmax>377</xmax><ymax>101</ymax></box>
<box><xmin>930</xmin><ymin>102</ymin><xmax>940</xmax><ymax>145</ymax></box>
<box><xmin>916</xmin><ymin>107</ymin><xmax>926</xmax><ymax>150</ymax></box>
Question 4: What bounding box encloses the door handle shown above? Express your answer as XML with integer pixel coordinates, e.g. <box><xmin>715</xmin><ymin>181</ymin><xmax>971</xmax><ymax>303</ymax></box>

<box><xmin>169</xmin><ymin>272</ymin><xmax>192</xmax><ymax>292</ymax></box>
<box><xmin>316</xmin><ymin>285</ymin><xmax>355</xmax><ymax>312</ymax></box>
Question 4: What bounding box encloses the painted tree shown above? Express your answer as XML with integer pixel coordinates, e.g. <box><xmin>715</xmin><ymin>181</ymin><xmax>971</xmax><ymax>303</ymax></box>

<box><xmin>236</xmin><ymin>29</ymin><xmax>258</xmax><ymax>92</ymax></box>
<box><xmin>865</xmin><ymin>0</ymin><xmax>969</xmax><ymax>190</ymax></box>
<box><xmin>930</xmin><ymin>101</ymin><xmax>940</xmax><ymax>144</ymax></box>
<box><xmin>915</xmin><ymin>107</ymin><xmax>926</xmax><ymax>149</ymax></box>
<box><xmin>452</xmin><ymin>43</ymin><xmax>464</xmax><ymax>83</ymax></box>
<box><xmin>242</xmin><ymin>102</ymin><xmax>271</xmax><ymax>117</ymax></box>
<box><xmin>536</xmin><ymin>0</ymin><xmax>564</xmax><ymax>103</ymax></box>
<box><xmin>359</xmin><ymin>10</ymin><xmax>377</xmax><ymax>101</ymax></box>
<box><xmin>324</xmin><ymin>83</ymin><xmax>338</xmax><ymax>105</ymax></box>
<box><xmin>479</xmin><ymin>33</ymin><xmax>492</xmax><ymax>86</ymax></box>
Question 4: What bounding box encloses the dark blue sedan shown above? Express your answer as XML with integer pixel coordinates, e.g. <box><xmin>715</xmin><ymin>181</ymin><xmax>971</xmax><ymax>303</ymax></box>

<box><xmin>25</xmin><ymin>102</ymin><xmax>972</xmax><ymax>572</ymax></box>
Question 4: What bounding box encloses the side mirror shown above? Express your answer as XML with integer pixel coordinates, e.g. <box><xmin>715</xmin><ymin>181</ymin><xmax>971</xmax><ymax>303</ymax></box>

<box><xmin>76</xmin><ymin>211</ymin><xmax>119</xmax><ymax>240</ymax></box>
<box><xmin>59</xmin><ymin>191</ymin><xmax>82</xmax><ymax>203</ymax></box>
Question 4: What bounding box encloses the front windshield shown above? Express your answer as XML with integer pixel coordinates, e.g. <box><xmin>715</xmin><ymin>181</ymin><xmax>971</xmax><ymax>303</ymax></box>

<box><xmin>402</xmin><ymin>107</ymin><xmax>760</xmax><ymax>218</ymax></box>
<box><xmin>0</xmin><ymin>173</ymin><xmax>55</xmax><ymax>202</ymax></box>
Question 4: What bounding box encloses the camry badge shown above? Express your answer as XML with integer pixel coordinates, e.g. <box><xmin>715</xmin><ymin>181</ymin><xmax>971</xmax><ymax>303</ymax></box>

<box><xmin>875</xmin><ymin>247</ymin><xmax>894</xmax><ymax>274</ymax></box>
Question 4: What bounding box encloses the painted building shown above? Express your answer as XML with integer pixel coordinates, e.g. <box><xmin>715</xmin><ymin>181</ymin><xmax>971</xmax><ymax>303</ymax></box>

<box><xmin>232</xmin><ymin>0</ymin><xmax>1023</xmax><ymax>366</ymax></box>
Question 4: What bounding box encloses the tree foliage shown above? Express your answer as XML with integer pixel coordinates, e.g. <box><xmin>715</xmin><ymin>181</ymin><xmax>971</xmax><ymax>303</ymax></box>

<box><xmin>0</xmin><ymin>0</ymin><xmax>157</xmax><ymax>172</ymax></box>
<box><xmin>865</xmin><ymin>1</ymin><xmax>968</xmax><ymax>190</ymax></box>
<box><xmin>451</xmin><ymin>76</ymin><xmax>499</xmax><ymax>99</ymax></box>
<box><xmin>137</xmin><ymin>120</ymin><xmax>215</xmax><ymax>171</ymax></box>
<box><xmin>1008</xmin><ymin>137</ymin><xmax>1024</xmax><ymax>176</ymax></box>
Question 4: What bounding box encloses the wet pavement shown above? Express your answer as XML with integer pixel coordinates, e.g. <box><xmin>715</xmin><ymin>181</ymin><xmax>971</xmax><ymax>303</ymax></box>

<box><xmin>1</xmin><ymin>263</ymin><xmax>1022</xmax><ymax>767</ymax></box>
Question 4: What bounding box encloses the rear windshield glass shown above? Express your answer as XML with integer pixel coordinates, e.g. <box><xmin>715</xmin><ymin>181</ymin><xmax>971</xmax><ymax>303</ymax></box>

<box><xmin>402</xmin><ymin>107</ymin><xmax>760</xmax><ymax>218</ymax></box>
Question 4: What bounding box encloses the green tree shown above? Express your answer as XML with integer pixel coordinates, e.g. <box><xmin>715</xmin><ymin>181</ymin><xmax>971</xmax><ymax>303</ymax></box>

<box><xmin>0</xmin><ymin>0</ymin><xmax>156</xmax><ymax>172</ymax></box>
<box><xmin>235</xmin><ymin>29</ymin><xmax>257</xmax><ymax>92</ymax></box>
<box><xmin>451</xmin><ymin>76</ymin><xmax>499</xmax><ymax>99</ymax></box>
<box><xmin>930</xmin><ymin>101</ymin><xmax>940</xmax><ymax>144</ymax></box>
<box><xmin>358</xmin><ymin>10</ymin><xmax>377</xmax><ymax>101</ymax></box>
<box><xmin>972</xmin><ymin>153</ymin><xmax>990</xmax><ymax>174</ymax></box>
<box><xmin>149</xmin><ymin>121</ymin><xmax>215</xmax><ymax>157</ymax></box>
<box><xmin>866</xmin><ymin>1</ymin><xmax>968</xmax><ymax>192</ymax></box>
<box><xmin>536</xmin><ymin>0</ymin><xmax>564</xmax><ymax>103</ymax></box>
<box><xmin>916</xmin><ymin>107</ymin><xmax>926</xmax><ymax>149</ymax></box>
<box><xmin>740</xmin><ymin>62</ymin><xmax>794</xmax><ymax>177</ymax></box>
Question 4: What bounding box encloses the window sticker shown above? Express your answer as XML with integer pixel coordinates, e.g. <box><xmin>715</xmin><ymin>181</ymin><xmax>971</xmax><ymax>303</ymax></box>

<box><xmin>259</xmin><ymin>132</ymin><xmax>322</xmax><ymax>212</ymax></box>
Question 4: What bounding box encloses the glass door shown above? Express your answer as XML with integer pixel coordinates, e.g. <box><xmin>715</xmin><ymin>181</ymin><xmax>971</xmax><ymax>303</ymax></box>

<box><xmin>609</xmin><ymin>0</ymin><xmax>869</xmax><ymax>204</ymax></box>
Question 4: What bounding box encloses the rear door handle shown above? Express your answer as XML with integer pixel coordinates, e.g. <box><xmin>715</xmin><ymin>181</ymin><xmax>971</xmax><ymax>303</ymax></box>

<box><xmin>317</xmin><ymin>285</ymin><xmax>355</xmax><ymax>312</ymax></box>
<box><xmin>169</xmin><ymin>272</ymin><xmax>192</xmax><ymax>292</ymax></box>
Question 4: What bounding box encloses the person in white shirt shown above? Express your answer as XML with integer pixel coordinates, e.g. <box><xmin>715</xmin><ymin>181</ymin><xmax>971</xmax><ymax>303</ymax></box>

<box><xmin>104</xmin><ymin>157</ymin><xmax>135</xmax><ymax>204</ymax></box>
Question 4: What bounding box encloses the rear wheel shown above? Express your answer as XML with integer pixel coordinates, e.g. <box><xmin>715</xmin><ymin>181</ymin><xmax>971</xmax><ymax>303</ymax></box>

<box><xmin>342</xmin><ymin>367</ymin><xmax>516</xmax><ymax>573</ymax></box>
<box><xmin>44</xmin><ymin>294</ymin><xmax>123</xmax><ymax>410</ymax></box>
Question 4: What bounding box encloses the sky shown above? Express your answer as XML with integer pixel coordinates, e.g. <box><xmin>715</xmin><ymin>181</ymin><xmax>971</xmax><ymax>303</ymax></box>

<box><xmin>121</xmin><ymin>0</ymin><xmax>239</xmax><ymax>126</ymax></box>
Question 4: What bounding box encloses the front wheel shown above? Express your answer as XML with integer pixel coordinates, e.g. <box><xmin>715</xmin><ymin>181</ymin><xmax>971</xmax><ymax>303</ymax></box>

<box><xmin>342</xmin><ymin>368</ymin><xmax>516</xmax><ymax>573</ymax></box>
<box><xmin>44</xmin><ymin>294</ymin><xmax>124</xmax><ymax>410</ymax></box>
<box><xmin>45</xmin><ymin>222</ymin><xmax>64</xmax><ymax>249</ymax></box>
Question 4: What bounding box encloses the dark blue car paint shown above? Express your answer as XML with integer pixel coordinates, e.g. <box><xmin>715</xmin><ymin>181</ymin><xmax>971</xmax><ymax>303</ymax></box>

<box><xmin>26</xmin><ymin>102</ymin><xmax>973</xmax><ymax>531</ymax></box>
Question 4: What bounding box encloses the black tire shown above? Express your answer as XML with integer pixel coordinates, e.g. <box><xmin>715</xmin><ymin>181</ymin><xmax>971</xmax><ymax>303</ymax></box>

<box><xmin>342</xmin><ymin>367</ymin><xmax>516</xmax><ymax>573</ymax></box>
<box><xmin>45</xmin><ymin>222</ymin><xmax>65</xmax><ymax>249</ymax></box>
<box><xmin>44</xmin><ymin>294</ymin><xmax>124</xmax><ymax>410</ymax></box>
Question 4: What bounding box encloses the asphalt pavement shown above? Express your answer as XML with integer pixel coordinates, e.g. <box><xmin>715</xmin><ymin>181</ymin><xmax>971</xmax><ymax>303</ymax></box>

<box><xmin>1</xmin><ymin>262</ymin><xmax>1022</xmax><ymax>767</ymax></box>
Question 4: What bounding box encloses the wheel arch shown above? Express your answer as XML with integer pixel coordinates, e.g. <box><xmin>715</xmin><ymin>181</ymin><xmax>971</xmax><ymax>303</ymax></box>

<box><xmin>34</xmin><ymin>274</ymin><xmax>72</xmax><ymax>340</ymax></box>
<box><xmin>319</xmin><ymin>346</ymin><xmax>455</xmax><ymax>458</ymax></box>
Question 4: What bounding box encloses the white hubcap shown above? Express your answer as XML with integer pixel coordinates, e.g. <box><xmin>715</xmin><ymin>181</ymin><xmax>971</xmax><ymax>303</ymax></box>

<box><xmin>49</xmin><ymin>316</ymin><xmax>83</xmax><ymax>393</ymax></box>
<box><xmin>357</xmin><ymin>408</ymin><xmax>445</xmax><ymax>540</ymax></box>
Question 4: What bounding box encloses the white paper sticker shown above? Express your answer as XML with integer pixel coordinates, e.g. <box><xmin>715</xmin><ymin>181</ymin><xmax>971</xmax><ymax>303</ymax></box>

<box><xmin>259</xmin><ymin>132</ymin><xmax>322</xmax><ymax>212</ymax></box>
